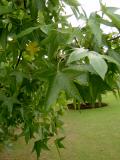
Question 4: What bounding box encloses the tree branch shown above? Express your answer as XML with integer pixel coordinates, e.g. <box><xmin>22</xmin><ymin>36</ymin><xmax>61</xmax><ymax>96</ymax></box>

<box><xmin>108</xmin><ymin>35</ymin><xmax>120</xmax><ymax>41</ymax></box>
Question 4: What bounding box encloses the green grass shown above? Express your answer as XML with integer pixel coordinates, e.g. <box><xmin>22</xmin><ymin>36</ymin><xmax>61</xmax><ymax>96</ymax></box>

<box><xmin>0</xmin><ymin>92</ymin><xmax>120</xmax><ymax>160</ymax></box>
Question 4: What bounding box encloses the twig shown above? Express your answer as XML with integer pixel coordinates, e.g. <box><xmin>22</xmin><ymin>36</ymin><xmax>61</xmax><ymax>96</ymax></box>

<box><xmin>15</xmin><ymin>50</ymin><xmax>23</xmax><ymax>69</ymax></box>
<box><xmin>108</xmin><ymin>35</ymin><xmax>120</xmax><ymax>41</ymax></box>
<box><xmin>74</xmin><ymin>37</ymin><xmax>80</xmax><ymax>48</ymax></box>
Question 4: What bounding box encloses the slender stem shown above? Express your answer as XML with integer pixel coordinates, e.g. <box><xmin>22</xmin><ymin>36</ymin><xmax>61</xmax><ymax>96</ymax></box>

<box><xmin>74</xmin><ymin>37</ymin><xmax>80</xmax><ymax>48</ymax></box>
<box><xmin>55</xmin><ymin>143</ymin><xmax>62</xmax><ymax>160</ymax></box>
<box><xmin>108</xmin><ymin>35</ymin><xmax>120</xmax><ymax>41</ymax></box>
<box><xmin>15</xmin><ymin>50</ymin><xmax>23</xmax><ymax>69</ymax></box>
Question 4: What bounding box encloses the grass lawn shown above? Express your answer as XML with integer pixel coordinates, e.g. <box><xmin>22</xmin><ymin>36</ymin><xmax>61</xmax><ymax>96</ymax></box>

<box><xmin>0</xmin><ymin>92</ymin><xmax>120</xmax><ymax>160</ymax></box>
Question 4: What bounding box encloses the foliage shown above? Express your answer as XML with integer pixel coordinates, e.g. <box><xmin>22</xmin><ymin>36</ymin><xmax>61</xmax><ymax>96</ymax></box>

<box><xmin>66</xmin><ymin>1</ymin><xmax>120</xmax><ymax>106</ymax></box>
<box><xmin>0</xmin><ymin>0</ymin><xmax>120</xmax><ymax>159</ymax></box>
<box><xmin>0</xmin><ymin>0</ymin><xmax>81</xmax><ymax>159</ymax></box>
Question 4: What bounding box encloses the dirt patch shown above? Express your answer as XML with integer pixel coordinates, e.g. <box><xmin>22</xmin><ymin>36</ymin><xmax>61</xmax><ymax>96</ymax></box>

<box><xmin>68</xmin><ymin>102</ymin><xmax>108</xmax><ymax>110</ymax></box>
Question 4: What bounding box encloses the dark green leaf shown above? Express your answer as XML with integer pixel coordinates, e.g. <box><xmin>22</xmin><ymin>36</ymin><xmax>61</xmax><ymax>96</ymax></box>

<box><xmin>0</xmin><ymin>29</ymin><xmax>7</xmax><ymax>49</ymax></box>
<box><xmin>108</xmin><ymin>50</ymin><xmax>120</xmax><ymax>64</ymax></box>
<box><xmin>55</xmin><ymin>137</ymin><xmax>65</xmax><ymax>149</ymax></box>
<box><xmin>0</xmin><ymin>5</ymin><xmax>12</xmax><ymax>15</ymax></box>
<box><xmin>16</xmin><ymin>26</ymin><xmax>40</xmax><ymax>39</ymax></box>
<box><xmin>74</xmin><ymin>73</ymin><xmax>89</xmax><ymax>86</ymax></box>
<box><xmin>33</xmin><ymin>139</ymin><xmax>49</xmax><ymax>159</ymax></box>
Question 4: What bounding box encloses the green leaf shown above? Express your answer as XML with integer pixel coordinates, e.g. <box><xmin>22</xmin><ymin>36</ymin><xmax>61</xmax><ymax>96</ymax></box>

<box><xmin>33</xmin><ymin>140</ymin><xmax>42</xmax><ymax>159</ymax></box>
<box><xmin>88</xmin><ymin>52</ymin><xmax>108</xmax><ymax>79</ymax></box>
<box><xmin>64</xmin><ymin>0</ymin><xmax>81</xmax><ymax>19</ymax></box>
<box><xmin>40</xmin><ymin>24</ymin><xmax>54</xmax><ymax>34</ymax></box>
<box><xmin>63</xmin><ymin>64</ymin><xmax>96</xmax><ymax>74</ymax></box>
<box><xmin>55</xmin><ymin>137</ymin><xmax>65</xmax><ymax>149</ymax></box>
<box><xmin>24</xmin><ymin>127</ymin><xmax>31</xmax><ymax>144</ymax></box>
<box><xmin>67</xmin><ymin>48</ymin><xmax>88</xmax><ymax>64</ymax></box>
<box><xmin>38</xmin><ymin>11</ymin><xmax>45</xmax><ymax>24</ymax></box>
<box><xmin>29</xmin><ymin>0</ymin><xmax>38</xmax><ymax>18</ymax></box>
<box><xmin>10</xmin><ymin>71</ymin><xmax>27</xmax><ymax>84</ymax></box>
<box><xmin>74</xmin><ymin>73</ymin><xmax>89</xmax><ymax>86</ymax></box>
<box><xmin>42</xmin><ymin>30</ymin><xmax>70</xmax><ymax>59</ymax></box>
<box><xmin>16</xmin><ymin>26</ymin><xmax>40</xmax><ymax>39</ymax></box>
<box><xmin>0</xmin><ymin>29</ymin><xmax>7</xmax><ymax>49</ymax></box>
<box><xmin>108</xmin><ymin>50</ymin><xmax>120</xmax><ymax>64</ymax></box>
<box><xmin>33</xmin><ymin>139</ymin><xmax>49</xmax><ymax>159</ymax></box>
<box><xmin>97</xmin><ymin>16</ymin><xmax>114</xmax><ymax>27</ymax></box>
<box><xmin>0</xmin><ymin>128</ymin><xmax>4</xmax><ymax>133</ymax></box>
<box><xmin>1</xmin><ymin>96</ymin><xmax>20</xmax><ymax>115</ymax></box>
<box><xmin>46</xmin><ymin>71</ymin><xmax>80</xmax><ymax>107</ymax></box>
<box><xmin>67</xmin><ymin>48</ymin><xmax>108</xmax><ymax>79</ymax></box>
<box><xmin>101</xmin><ymin>55</ymin><xmax>120</xmax><ymax>67</ymax></box>
<box><xmin>64</xmin><ymin>0</ymin><xmax>80</xmax><ymax>7</ymax></box>
<box><xmin>88</xmin><ymin>13</ymin><xmax>102</xmax><ymax>46</ymax></box>
<box><xmin>78</xmin><ymin>13</ymin><xmax>87</xmax><ymax>21</ymax></box>
<box><xmin>100</xmin><ymin>3</ymin><xmax>120</xmax><ymax>29</ymax></box>
<box><xmin>0</xmin><ymin>5</ymin><xmax>12</xmax><ymax>15</ymax></box>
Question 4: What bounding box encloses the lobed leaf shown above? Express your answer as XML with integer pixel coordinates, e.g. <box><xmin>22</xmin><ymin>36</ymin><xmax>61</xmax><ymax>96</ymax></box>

<box><xmin>46</xmin><ymin>71</ymin><xmax>80</xmax><ymax>107</ymax></box>
<box><xmin>88</xmin><ymin>52</ymin><xmax>108</xmax><ymax>79</ymax></box>
<box><xmin>67</xmin><ymin>48</ymin><xmax>88</xmax><ymax>64</ymax></box>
